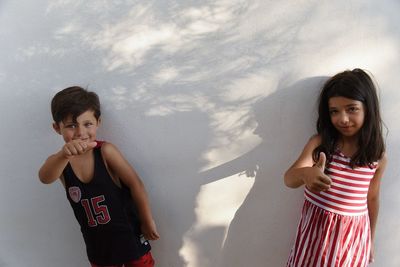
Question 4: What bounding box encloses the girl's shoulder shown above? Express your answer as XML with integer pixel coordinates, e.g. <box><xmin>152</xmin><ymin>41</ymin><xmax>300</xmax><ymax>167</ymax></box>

<box><xmin>377</xmin><ymin>152</ymin><xmax>388</xmax><ymax>170</ymax></box>
<box><xmin>298</xmin><ymin>134</ymin><xmax>321</xmax><ymax>161</ymax></box>
<box><xmin>307</xmin><ymin>134</ymin><xmax>322</xmax><ymax>148</ymax></box>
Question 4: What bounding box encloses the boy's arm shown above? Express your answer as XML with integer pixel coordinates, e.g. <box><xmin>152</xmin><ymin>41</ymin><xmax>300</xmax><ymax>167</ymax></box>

<box><xmin>284</xmin><ymin>135</ymin><xmax>331</xmax><ymax>192</ymax></box>
<box><xmin>38</xmin><ymin>141</ymin><xmax>97</xmax><ymax>184</ymax></box>
<box><xmin>38</xmin><ymin>150</ymin><xmax>70</xmax><ymax>184</ymax></box>
<box><xmin>101</xmin><ymin>142</ymin><xmax>160</xmax><ymax>240</ymax></box>
<box><xmin>367</xmin><ymin>153</ymin><xmax>387</xmax><ymax>262</ymax></box>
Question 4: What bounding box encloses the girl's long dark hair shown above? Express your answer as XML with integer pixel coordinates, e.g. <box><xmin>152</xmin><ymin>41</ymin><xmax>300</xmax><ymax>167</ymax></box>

<box><xmin>313</xmin><ymin>68</ymin><xmax>385</xmax><ymax>168</ymax></box>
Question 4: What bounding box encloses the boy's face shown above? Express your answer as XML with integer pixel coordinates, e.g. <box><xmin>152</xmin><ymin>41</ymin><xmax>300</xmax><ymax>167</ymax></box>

<box><xmin>53</xmin><ymin>110</ymin><xmax>100</xmax><ymax>144</ymax></box>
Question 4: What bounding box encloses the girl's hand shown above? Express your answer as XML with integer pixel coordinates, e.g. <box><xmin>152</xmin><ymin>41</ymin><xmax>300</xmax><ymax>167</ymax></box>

<box><xmin>369</xmin><ymin>243</ymin><xmax>375</xmax><ymax>263</ymax></box>
<box><xmin>303</xmin><ymin>152</ymin><xmax>332</xmax><ymax>193</ymax></box>
<box><xmin>61</xmin><ymin>140</ymin><xmax>97</xmax><ymax>159</ymax></box>
<box><xmin>141</xmin><ymin>220</ymin><xmax>160</xmax><ymax>241</ymax></box>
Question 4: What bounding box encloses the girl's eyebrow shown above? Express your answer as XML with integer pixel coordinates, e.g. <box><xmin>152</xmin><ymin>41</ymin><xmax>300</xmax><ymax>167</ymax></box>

<box><xmin>329</xmin><ymin>103</ymin><xmax>360</xmax><ymax>109</ymax></box>
<box><xmin>345</xmin><ymin>103</ymin><xmax>360</xmax><ymax>107</ymax></box>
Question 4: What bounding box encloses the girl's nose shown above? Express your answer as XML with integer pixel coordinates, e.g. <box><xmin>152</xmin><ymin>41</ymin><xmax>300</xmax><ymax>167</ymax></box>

<box><xmin>339</xmin><ymin>112</ymin><xmax>349</xmax><ymax>125</ymax></box>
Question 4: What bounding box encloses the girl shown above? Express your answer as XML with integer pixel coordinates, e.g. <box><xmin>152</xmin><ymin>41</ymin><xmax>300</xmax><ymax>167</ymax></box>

<box><xmin>284</xmin><ymin>69</ymin><xmax>387</xmax><ymax>267</ymax></box>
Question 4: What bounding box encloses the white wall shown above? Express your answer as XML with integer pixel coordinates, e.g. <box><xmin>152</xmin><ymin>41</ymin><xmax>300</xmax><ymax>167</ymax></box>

<box><xmin>1</xmin><ymin>1</ymin><xmax>399</xmax><ymax>266</ymax></box>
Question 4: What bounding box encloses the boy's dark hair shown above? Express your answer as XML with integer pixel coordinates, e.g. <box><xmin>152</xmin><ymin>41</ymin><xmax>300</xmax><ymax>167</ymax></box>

<box><xmin>313</xmin><ymin>68</ymin><xmax>385</xmax><ymax>168</ymax></box>
<box><xmin>51</xmin><ymin>86</ymin><xmax>101</xmax><ymax>124</ymax></box>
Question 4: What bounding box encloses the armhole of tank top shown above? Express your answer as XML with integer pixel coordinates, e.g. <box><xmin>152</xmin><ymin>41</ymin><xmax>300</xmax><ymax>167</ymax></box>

<box><xmin>99</xmin><ymin>143</ymin><xmax>123</xmax><ymax>189</ymax></box>
<box><xmin>60</xmin><ymin>174</ymin><xmax>66</xmax><ymax>188</ymax></box>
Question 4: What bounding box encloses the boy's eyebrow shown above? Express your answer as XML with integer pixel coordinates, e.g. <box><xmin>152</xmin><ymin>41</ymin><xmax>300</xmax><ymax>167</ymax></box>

<box><xmin>81</xmin><ymin>119</ymin><xmax>96</xmax><ymax>123</ymax></box>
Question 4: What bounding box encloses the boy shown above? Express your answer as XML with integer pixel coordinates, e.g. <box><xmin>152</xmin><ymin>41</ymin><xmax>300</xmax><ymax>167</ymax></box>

<box><xmin>39</xmin><ymin>86</ymin><xmax>159</xmax><ymax>267</ymax></box>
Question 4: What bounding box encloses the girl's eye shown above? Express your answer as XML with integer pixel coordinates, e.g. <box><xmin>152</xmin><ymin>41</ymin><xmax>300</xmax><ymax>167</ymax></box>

<box><xmin>348</xmin><ymin>107</ymin><xmax>359</xmax><ymax>113</ymax></box>
<box><xmin>329</xmin><ymin>110</ymin><xmax>338</xmax><ymax>115</ymax></box>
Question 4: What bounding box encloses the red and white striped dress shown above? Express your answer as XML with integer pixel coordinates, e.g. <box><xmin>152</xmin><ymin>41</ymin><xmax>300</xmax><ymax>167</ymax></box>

<box><xmin>286</xmin><ymin>150</ymin><xmax>377</xmax><ymax>267</ymax></box>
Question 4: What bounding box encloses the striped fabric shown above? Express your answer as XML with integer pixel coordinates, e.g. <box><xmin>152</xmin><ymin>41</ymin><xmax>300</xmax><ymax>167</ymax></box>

<box><xmin>286</xmin><ymin>201</ymin><xmax>370</xmax><ymax>267</ymax></box>
<box><xmin>305</xmin><ymin>151</ymin><xmax>377</xmax><ymax>216</ymax></box>
<box><xmin>287</xmin><ymin>150</ymin><xmax>376</xmax><ymax>267</ymax></box>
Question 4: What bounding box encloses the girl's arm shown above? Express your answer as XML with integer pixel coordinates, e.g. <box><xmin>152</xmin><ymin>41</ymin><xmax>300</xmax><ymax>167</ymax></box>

<box><xmin>101</xmin><ymin>142</ymin><xmax>160</xmax><ymax>241</ymax></box>
<box><xmin>367</xmin><ymin>153</ymin><xmax>387</xmax><ymax>261</ymax></box>
<box><xmin>284</xmin><ymin>135</ymin><xmax>331</xmax><ymax>192</ymax></box>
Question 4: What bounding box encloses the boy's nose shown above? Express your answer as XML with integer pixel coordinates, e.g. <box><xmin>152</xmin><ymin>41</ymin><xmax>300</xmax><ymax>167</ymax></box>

<box><xmin>75</xmin><ymin>126</ymin><xmax>84</xmax><ymax>136</ymax></box>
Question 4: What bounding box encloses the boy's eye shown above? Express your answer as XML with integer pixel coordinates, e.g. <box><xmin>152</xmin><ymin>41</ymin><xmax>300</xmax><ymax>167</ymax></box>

<box><xmin>85</xmin><ymin>122</ymin><xmax>93</xmax><ymax>127</ymax></box>
<box><xmin>66</xmin><ymin>124</ymin><xmax>76</xmax><ymax>128</ymax></box>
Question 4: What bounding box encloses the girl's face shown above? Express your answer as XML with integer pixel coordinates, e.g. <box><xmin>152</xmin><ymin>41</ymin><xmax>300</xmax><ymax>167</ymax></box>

<box><xmin>53</xmin><ymin>110</ymin><xmax>100</xmax><ymax>144</ymax></box>
<box><xmin>328</xmin><ymin>96</ymin><xmax>365</xmax><ymax>138</ymax></box>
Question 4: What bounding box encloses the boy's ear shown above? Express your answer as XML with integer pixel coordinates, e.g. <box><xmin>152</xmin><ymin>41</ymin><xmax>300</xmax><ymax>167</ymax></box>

<box><xmin>52</xmin><ymin>122</ymin><xmax>61</xmax><ymax>135</ymax></box>
<box><xmin>97</xmin><ymin>117</ymin><xmax>102</xmax><ymax>126</ymax></box>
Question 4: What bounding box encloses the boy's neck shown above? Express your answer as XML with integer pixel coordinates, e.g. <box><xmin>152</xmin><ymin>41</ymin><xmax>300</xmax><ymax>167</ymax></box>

<box><xmin>68</xmin><ymin>149</ymin><xmax>95</xmax><ymax>184</ymax></box>
<box><xmin>69</xmin><ymin>149</ymin><xmax>94</xmax><ymax>163</ymax></box>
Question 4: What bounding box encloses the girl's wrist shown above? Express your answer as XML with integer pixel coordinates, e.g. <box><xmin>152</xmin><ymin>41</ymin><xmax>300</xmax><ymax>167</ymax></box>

<box><xmin>301</xmin><ymin>167</ymin><xmax>314</xmax><ymax>183</ymax></box>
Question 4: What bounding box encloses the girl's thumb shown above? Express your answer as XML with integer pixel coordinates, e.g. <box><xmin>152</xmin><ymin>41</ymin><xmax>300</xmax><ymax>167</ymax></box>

<box><xmin>317</xmin><ymin>152</ymin><xmax>326</xmax><ymax>171</ymax></box>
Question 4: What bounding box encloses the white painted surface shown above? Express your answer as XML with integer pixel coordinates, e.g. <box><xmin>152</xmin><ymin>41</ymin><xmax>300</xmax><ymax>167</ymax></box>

<box><xmin>0</xmin><ymin>1</ymin><xmax>399</xmax><ymax>266</ymax></box>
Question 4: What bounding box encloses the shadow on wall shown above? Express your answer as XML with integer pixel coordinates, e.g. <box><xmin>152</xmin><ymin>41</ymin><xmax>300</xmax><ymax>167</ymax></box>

<box><xmin>188</xmin><ymin>77</ymin><xmax>327</xmax><ymax>266</ymax></box>
<box><xmin>168</xmin><ymin>77</ymin><xmax>325</xmax><ymax>267</ymax></box>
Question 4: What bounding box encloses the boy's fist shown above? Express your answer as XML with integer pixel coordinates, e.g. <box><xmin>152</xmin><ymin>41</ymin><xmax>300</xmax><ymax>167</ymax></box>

<box><xmin>141</xmin><ymin>220</ymin><xmax>160</xmax><ymax>241</ymax></box>
<box><xmin>62</xmin><ymin>140</ymin><xmax>97</xmax><ymax>158</ymax></box>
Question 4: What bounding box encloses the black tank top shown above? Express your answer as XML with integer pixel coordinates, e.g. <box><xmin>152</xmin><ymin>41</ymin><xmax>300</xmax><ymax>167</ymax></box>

<box><xmin>63</xmin><ymin>142</ymin><xmax>151</xmax><ymax>265</ymax></box>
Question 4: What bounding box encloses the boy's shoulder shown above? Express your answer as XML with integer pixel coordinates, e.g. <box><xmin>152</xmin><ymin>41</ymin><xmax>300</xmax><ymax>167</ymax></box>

<box><xmin>99</xmin><ymin>141</ymin><xmax>117</xmax><ymax>153</ymax></box>
<box><xmin>98</xmin><ymin>141</ymin><xmax>123</xmax><ymax>160</ymax></box>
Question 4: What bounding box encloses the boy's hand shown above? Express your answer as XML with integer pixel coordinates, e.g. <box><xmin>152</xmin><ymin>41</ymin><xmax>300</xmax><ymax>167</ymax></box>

<box><xmin>61</xmin><ymin>140</ymin><xmax>97</xmax><ymax>159</ymax></box>
<box><xmin>141</xmin><ymin>220</ymin><xmax>160</xmax><ymax>241</ymax></box>
<box><xmin>303</xmin><ymin>152</ymin><xmax>332</xmax><ymax>193</ymax></box>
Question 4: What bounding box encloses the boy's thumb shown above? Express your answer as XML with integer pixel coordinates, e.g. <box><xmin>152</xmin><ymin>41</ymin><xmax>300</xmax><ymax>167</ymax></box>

<box><xmin>88</xmin><ymin>141</ymin><xmax>97</xmax><ymax>148</ymax></box>
<box><xmin>316</xmin><ymin>152</ymin><xmax>326</xmax><ymax>171</ymax></box>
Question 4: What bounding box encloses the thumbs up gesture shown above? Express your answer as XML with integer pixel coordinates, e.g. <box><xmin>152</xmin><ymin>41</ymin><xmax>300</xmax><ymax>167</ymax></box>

<box><xmin>315</xmin><ymin>151</ymin><xmax>326</xmax><ymax>171</ymax></box>
<box><xmin>304</xmin><ymin>152</ymin><xmax>332</xmax><ymax>193</ymax></box>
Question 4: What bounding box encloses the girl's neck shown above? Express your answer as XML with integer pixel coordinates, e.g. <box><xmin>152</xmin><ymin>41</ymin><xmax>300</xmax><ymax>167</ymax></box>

<box><xmin>337</xmin><ymin>136</ymin><xmax>359</xmax><ymax>157</ymax></box>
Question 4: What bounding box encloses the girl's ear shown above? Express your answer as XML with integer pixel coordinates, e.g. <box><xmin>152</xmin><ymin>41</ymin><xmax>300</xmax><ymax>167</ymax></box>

<box><xmin>52</xmin><ymin>122</ymin><xmax>61</xmax><ymax>135</ymax></box>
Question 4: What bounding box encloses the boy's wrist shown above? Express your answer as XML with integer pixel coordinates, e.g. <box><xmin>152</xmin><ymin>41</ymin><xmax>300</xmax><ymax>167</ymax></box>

<box><xmin>139</xmin><ymin>214</ymin><xmax>155</xmax><ymax>226</ymax></box>
<box><xmin>55</xmin><ymin>149</ymin><xmax>70</xmax><ymax>161</ymax></box>
<box><xmin>140</xmin><ymin>216</ymin><xmax>154</xmax><ymax>224</ymax></box>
